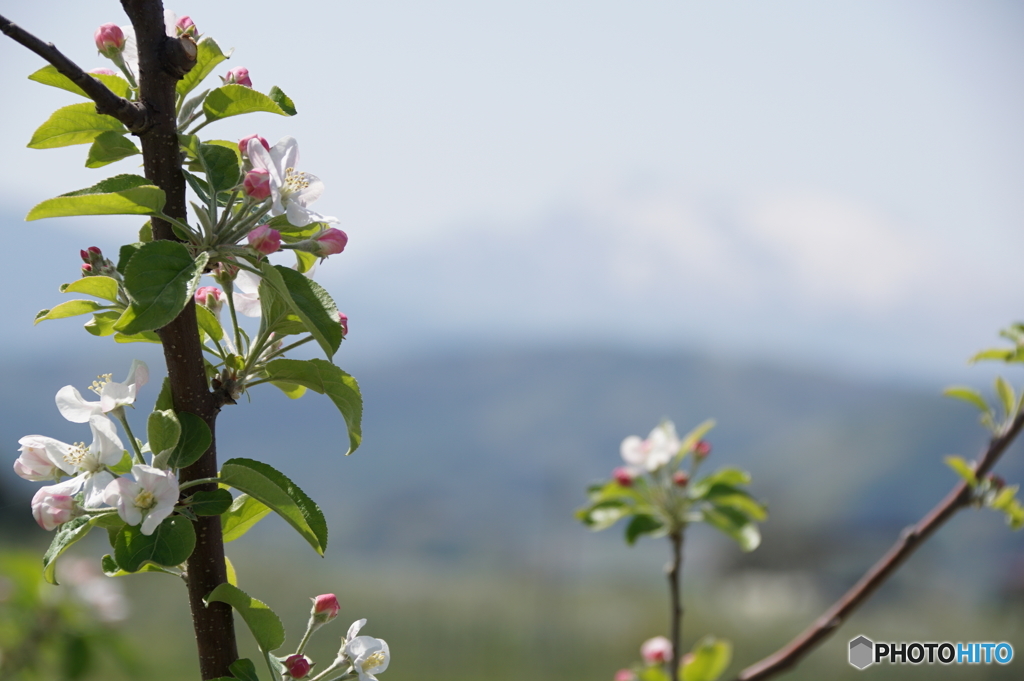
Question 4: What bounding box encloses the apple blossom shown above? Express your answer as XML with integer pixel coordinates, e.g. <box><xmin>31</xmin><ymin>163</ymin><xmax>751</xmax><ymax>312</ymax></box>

<box><xmin>31</xmin><ymin>479</ymin><xmax>79</xmax><ymax>531</ymax></box>
<box><xmin>94</xmin><ymin>23</ymin><xmax>125</xmax><ymax>58</ymax></box>
<box><xmin>337</xmin><ymin>312</ymin><xmax>349</xmax><ymax>338</ymax></box>
<box><xmin>247</xmin><ymin>136</ymin><xmax>338</xmax><ymax>227</ymax></box>
<box><xmin>612</xmin><ymin>466</ymin><xmax>634</xmax><ymax>487</ymax></box>
<box><xmin>104</xmin><ymin>464</ymin><xmax>179</xmax><ymax>535</ymax></box>
<box><xmin>243</xmin><ymin>169</ymin><xmax>273</xmax><ymax>201</ymax></box>
<box><xmin>88</xmin><ymin>67</ymin><xmax>118</xmax><ymax>76</ymax></box>
<box><xmin>344</xmin><ymin>619</ymin><xmax>390</xmax><ymax>681</ymax></box>
<box><xmin>223</xmin><ymin>66</ymin><xmax>252</xmax><ymax>87</ymax></box>
<box><xmin>56</xmin><ymin>360</ymin><xmax>149</xmax><ymax>423</ymax></box>
<box><xmin>621</xmin><ymin>422</ymin><xmax>681</xmax><ymax>472</ymax></box>
<box><xmin>14</xmin><ymin>437</ymin><xmax>65</xmax><ymax>481</ymax></box>
<box><xmin>232</xmin><ymin>268</ymin><xmax>263</xmax><ymax>318</ymax></box>
<box><xmin>195</xmin><ymin>286</ymin><xmax>225</xmax><ymax>316</ymax></box>
<box><xmin>303</xmin><ymin>228</ymin><xmax>348</xmax><ymax>258</ymax></box>
<box><xmin>239</xmin><ymin>134</ymin><xmax>270</xmax><ymax>158</ymax></box>
<box><xmin>174</xmin><ymin>15</ymin><xmax>197</xmax><ymax>38</ymax></box>
<box><xmin>694</xmin><ymin>440</ymin><xmax>712</xmax><ymax>458</ymax></box>
<box><xmin>284</xmin><ymin>654</ymin><xmax>311</xmax><ymax>679</ymax></box>
<box><xmin>313</xmin><ymin>593</ymin><xmax>341</xmax><ymax>622</ymax></box>
<box><xmin>23</xmin><ymin>415</ymin><xmax>125</xmax><ymax>508</ymax></box>
<box><xmin>640</xmin><ymin>636</ymin><xmax>673</xmax><ymax>665</ymax></box>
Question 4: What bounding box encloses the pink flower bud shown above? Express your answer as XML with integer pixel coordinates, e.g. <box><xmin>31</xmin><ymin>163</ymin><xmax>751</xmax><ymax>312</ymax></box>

<box><xmin>612</xmin><ymin>466</ymin><xmax>634</xmax><ymax>487</ymax></box>
<box><xmin>243</xmin><ymin>168</ymin><xmax>273</xmax><ymax>201</ymax></box>
<box><xmin>312</xmin><ymin>228</ymin><xmax>348</xmax><ymax>257</ymax></box>
<box><xmin>283</xmin><ymin>654</ymin><xmax>311</xmax><ymax>679</ymax></box>
<box><xmin>312</xmin><ymin>593</ymin><xmax>340</xmax><ymax>622</ymax></box>
<box><xmin>80</xmin><ymin>249</ymin><xmax>91</xmax><ymax>263</ymax></box>
<box><xmin>694</xmin><ymin>440</ymin><xmax>711</xmax><ymax>458</ymax></box>
<box><xmin>195</xmin><ymin>286</ymin><xmax>225</xmax><ymax>316</ymax></box>
<box><xmin>672</xmin><ymin>471</ymin><xmax>689</xmax><ymax>487</ymax></box>
<box><xmin>614</xmin><ymin>671</ymin><xmax>638</xmax><ymax>681</ymax></box>
<box><xmin>89</xmin><ymin>67</ymin><xmax>118</xmax><ymax>76</ymax></box>
<box><xmin>337</xmin><ymin>312</ymin><xmax>349</xmax><ymax>338</ymax></box>
<box><xmin>213</xmin><ymin>259</ymin><xmax>239</xmax><ymax>284</ymax></box>
<box><xmin>94</xmin><ymin>23</ymin><xmax>125</xmax><ymax>58</ymax></box>
<box><xmin>640</xmin><ymin>636</ymin><xmax>673</xmax><ymax>665</ymax></box>
<box><xmin>88</xmin><ymin>246</ymin><xmax>102</xmax><ymax>256</ymax></box>
<box><xmin>175</xmin><ymin>15</ymin><xmax>197</xmax><ymax>37</ymax></box>
<box><xmin>31</xmin><ymin>486</ymin><xmax>76</xmax><ymax>531</ymax></box>
<box><xmin>223</xmin><ymin>67</ymin><xmax>252</xmax><ymax>88</ymax></box>
<box><xmin>82</xmin><ymin>264</ymin><xmax>93</xmax><ymax>274</ymax></box>
<box><xmin>248</xmin><ymin>225</ymin><xmax>281</xmax><ymax>255</ymax></box>
<box><xmin>14</xmin><ymin>439</ymin><xmax>59</xmax><ymax>482</ymax></box>
<box><xmin>239</xmin><ymin>134</ymin><xmax>271</xmax><ymax>158</ymax></box>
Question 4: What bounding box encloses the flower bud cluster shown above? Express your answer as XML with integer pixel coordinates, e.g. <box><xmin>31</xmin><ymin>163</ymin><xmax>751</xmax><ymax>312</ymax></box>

<box><xmin>80</xmin><ymin>246</ymin><xmax>118</xmax><ymax>278</ymax></box>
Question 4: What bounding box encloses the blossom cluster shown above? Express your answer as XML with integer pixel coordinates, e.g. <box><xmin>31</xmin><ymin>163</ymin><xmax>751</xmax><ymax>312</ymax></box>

<box><xmin>14</xmin><ymin>361</ymin><xmax>179</xmax><ymax>535</ymax></box>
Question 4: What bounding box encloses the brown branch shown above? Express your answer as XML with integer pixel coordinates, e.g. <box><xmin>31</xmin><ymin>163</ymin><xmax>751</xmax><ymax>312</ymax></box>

<box><xmin>0</xmin><ymin>12</ymin><xmax>147</xmax><ymax>132</ymax></box>
<box><xmin>116</xmin><ymin>1</ymin><xmax>236</xmax><ymax>679</ymax></box>
<box><xmin>668</xmin><ymin>530</ymin><xmax>684</xmax><ymax>681</ymax></box>
<box><xmin>735</xmin><ymin>409</ymin><xmax>1024</xmax><ymax>681</ymax></box>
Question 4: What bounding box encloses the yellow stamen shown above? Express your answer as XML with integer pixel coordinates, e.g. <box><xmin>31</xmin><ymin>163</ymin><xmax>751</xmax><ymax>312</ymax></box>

<box><xmin>134</xmin><ymin>489</ymin><xmax>156</xmax><ymax>510</ymax></box>
<box><xmin>64</xmin><ymin>442</ymin><xmax>89</xmax><ymax>466</ymax></box>
<box><xmin>88</xmin><ymin>373</ymin><xmax>113</xmax><ymax>396</ymax></box>
<box><xmin>362</xmin><ymin>652</ymin><xmax>386</xmax><ymax>671</ymax></box>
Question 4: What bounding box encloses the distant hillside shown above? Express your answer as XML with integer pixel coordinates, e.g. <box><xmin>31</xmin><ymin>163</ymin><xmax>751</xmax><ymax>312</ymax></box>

<box><xmin>5</xmin><ymin>345</ymin><xmax>1020</xmax><ymax>588</ymax></box>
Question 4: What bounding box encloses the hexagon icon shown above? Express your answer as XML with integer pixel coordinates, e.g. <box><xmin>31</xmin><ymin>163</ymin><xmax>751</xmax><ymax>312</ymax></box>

<box><xmin>849</xmin><ymin>635</ymin><xmax>874</xmax><ymax>669</ymax></box>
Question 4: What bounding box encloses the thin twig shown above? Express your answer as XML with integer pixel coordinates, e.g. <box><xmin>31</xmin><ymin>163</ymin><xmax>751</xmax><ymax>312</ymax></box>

<box><xmin>668</xmin><ymin>529</ymin><xmax>684</xmax><ymax>681</ymax></box>
<box><xmin>734</xmin><ymin>410</ymin><xmax>1024</xmax><ymax>681</ymax></box>
<box><xmin>0</xmin><ymin>12</ymin><xmax>147</xmax><ymax>132</ymax></box>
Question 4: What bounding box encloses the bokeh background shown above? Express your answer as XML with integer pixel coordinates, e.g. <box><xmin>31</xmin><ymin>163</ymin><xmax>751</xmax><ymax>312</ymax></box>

<box><xmin>1</xmin><ymin>1</ymin><xmax>1023</xmax><ymax>679</ymax></box>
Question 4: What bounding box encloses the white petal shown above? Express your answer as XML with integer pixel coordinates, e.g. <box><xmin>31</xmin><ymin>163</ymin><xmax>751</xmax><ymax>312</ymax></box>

<box><xmin>273</xmin><ymin>136</ymin><xmax>300</xmax><ymax>172</ymax></box>
<box><xmin>56</xmin><ymin>385</ymin><xmax>102</xmax><ymax>423</ymax></box>
<box><xmin>89</xmin><ymin>416</ymin><xmax>125</xmax><ymax>465</ymax></box>
<box><xmin>291</xmin><ymin>173</ymin><xmax>324</xmax><ymax>205</ymax></box>
<box><xmin>347</xmin><ymin>618</ymin><xmax>367</xmax><ymax>642</ymax></box>
<box><xmin>620</xmin><ymin>436</ymin><xmax>646</xmax><ymax>466</ymax></box>
<box><xmin>126</xmin><ymin>359</ymin><xmax>149</xmax><ymax>390</ymax></box>
<box><xmin>100</xmin><ymin>382</ymin><xmax>132</xmax><ymax>412</ymax></box>
<box><xmin>234</xmin><ymin>291</ymin><xmax>262</xmax><ymax>318</ymax></box>
<box><xmin>234</xmin><ymin>269</ymin><xmax>261</xmax><ymax>295</ymax></box>
<box><xmin>82</xmin><ymin>471</ymin><xmax>115</xmax><ymax>508</ymax></box>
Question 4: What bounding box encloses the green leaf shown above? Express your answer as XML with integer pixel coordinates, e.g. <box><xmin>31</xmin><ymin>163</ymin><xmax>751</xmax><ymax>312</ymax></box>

<box><xmin>148</xmin><ymin>409</ymin><xmax>182</xmax><ymax>458</ymax></box>
<box><xmin>703</xmin><ymin>506</ymin><xmax>761</xmax><ymax>551</ymax></box>
<box><xmin>260</xmin><ymin>263</ymin><xmax>342</xmax><ymax>359</ymax></box>
<box><xmin>199</xmin><ymin>143</ymin><xmax>240</xmax><ymax>195</ymax></box>
<box><xmin>42</xmin><ymin>517</ymin><xmax>93</xmax><ymax>585</ymax></box>
<box><xmin>219</xmin><ymin>458</ymin><xmax>328</xmax><ymax>555</ymax></box>
<box><xmin>625</xmin><ymin>514</ymin><xmax>664</xmax><ymax>545</ymax></box>
<box><xmin>155</xmin><ymin>378</ymin><xmax>174</xmax><ymax>411</ymax></box>
<box><xmin>943</xmin><ymin>386</ymin><xmax>990</xmax><ymax>413</ymax></box>
<box><xmin>114</xmin><ymin>329</ymin><xmax>162</xmax><ymax>344</ymax></box>
<box><xmin>177</xmin><ymin>37</ymin><xmax>231</xmax><ymax>96</ymax></box>
<box><xmin>27</xmin><ymin>175</ymin><xmax>165</xmax><ymax>221</ymax></box>
<box><xmin>196</xmin><ymin>303</ymin><xmax>224</xmax><ymax>342</ymax></box>
<box><xmin>60</xmin><ymin>276</ymin><xmax>120</xmax><ymax>303</ymax></box>
<box><xmin>577</xmin><ymin>499</ymin><xmax>631</xmax><ymax>531</ymax></box>
<box><xmin>29</xmin><ymin>65</ymin><xmax>131</xmax><ymax>98</ymax></box>
<box><xmin>639</xmin><ymin>667</ymin><xmax>671</xmax><ymax>681</ymax></box>
<box><xmin>115</xmin><ymin>241</ymin><xmax>208</xmax><ymax>334</ymax></box>
<box><xmin>35</xmin><ymin>300</ymin><xmax>107</xmax><ymax>324</ymax></box>
<box><xmin>271</xmin><ymin>381</ymin><xmax>308</xmax><ymax>399</ymax></box>
<box><xmin>117</xmin><ymin>242</ymin><xmax>144</xmax><ymax>275</ymax></box>
<box><xmin>114</xmin><ymin>516</ymin><xmax>197</xmax><ymax>572</ymax></box>
<box><xmin>268</xmin><ymin>86</ymin><xmax>297</xmax><ymax>115</ymax></box>
<box><xmin>705</xmin><ymin>490</ymin><xmax>767</xmax><ymax>522</ymax></box>
<box><xmin>944</xmin><ymin>455</ymin><xmax>978</xmax><ymax>487</ymax></box>
<box><xmin>206</xmin><ymin>583</ymin><xmax>285</xmax><ymax>652</ymax></box>
<box><xmin>101</xmin><ymin>553</ymin><xmax>177</xmax><ymax>578</ymax></box>
<box><xmin>190</xmin><ymin>489</ymin><xmax>234</xmax><ymax>516</ymax></box>
<box><xmin>264</xmin><ymin>359</ymin><xmax>362</xmax><ymax>454</ymax></box>
<box><xmin>682</xmin><ymin>636</ymin><xmax>732</xmax><ymax>681</ymax></box>
<box><xmin>680</xmin><ymin>418</ymin><xmax>716</xmax><ymax>453</ymax></box>
<box><xmin>969</xmin><ymin>348</ymin><xmax>1014</xmax><ymax>364</ymax></box>
<box><xmin>28</xmin><ymin>102</ymin><xmax>126</xmax><ymax>149</ymax></box>
<box><xmin>995</xmin><ymin>376</ymin><xmax>1016</xmax><ymax>417</ymax></box>
<box><xmin>228</xmin><ymin>659</ymin><xmax>261</xmax><ymax>681</ymax></box>
<box><xmin>85</xmin><ymin>131</ymin><xmax>140</xmax><ymax>168</ymax></box>
<box><xmin>108</xmin><ymin>451</ymin><xmax>133</xmax><ymax>476</ymax></box>
<box><xmin>221</xmin><ymin>493</ymin><xmax>272</xmax><ymax>543</ymax></box>
<box><xmin>166</xmin><ymin>412</ymin><xmax>212</xmax><ymax>469</ymax></box>
<box><xmin>203</xmin><ymin>84</ymin><xmax>295</xmax><ymax>122</ymax></box>
<box><xmin>84</xmin><ymin>311</ymin><xmax>121</xmax><ymax>336</ymax></box>
<box><xmin>989</xmin><ymin>485</ymin><xmax>1018</xmax><ymax>512</ymax></box>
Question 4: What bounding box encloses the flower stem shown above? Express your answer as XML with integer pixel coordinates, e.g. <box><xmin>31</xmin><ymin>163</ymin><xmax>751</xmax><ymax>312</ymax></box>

<box><xmin>668</xmin><ymin>529</ymin><xmax>684</xmax><ymax>681</ymax></box>
<box><xmin>295</xmin><ymin>618</ymin><xmax>319</xmax><ymax>656</ymax></box>
<box><xmin>178</xmin><ymin>476</ymin><xmax>222</xmax><ymax>492</ymax></box>
<box><xmin>113</xmin><ymin>408</ymin><xmax>145</xmax><ymax>465</ymax></box>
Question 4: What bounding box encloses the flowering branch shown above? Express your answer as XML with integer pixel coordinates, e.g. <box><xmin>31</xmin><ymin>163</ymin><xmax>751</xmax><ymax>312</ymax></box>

<box><xmin>734</xmin><ymin>409</ymin><xmax>1024</xmax><ymax>681</ymax></box>
<box><xmin>0</xmin><ymin>12</ymin><xmax>147</xmax><ymax>131</ymax></box>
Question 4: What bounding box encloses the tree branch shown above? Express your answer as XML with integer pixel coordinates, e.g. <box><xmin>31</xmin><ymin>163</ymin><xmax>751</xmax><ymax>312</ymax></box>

<box><xmin>735</xmin><ymin>410</ymin><xmax>1024</xmax><ymax>681</ymax></box>
<box><xmin>668</xmin><ymin>530</ymin><xmax>684</xmax><ymax>681</ymax></box>
<box><xmin>0</xmin><ymin>12</ymin><xmax>147</xmax><ymax>132</ymax></box>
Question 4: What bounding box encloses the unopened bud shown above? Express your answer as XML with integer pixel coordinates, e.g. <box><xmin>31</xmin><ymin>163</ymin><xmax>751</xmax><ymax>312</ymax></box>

<box><xmin>89</xmin><ymin>67</ymin><xmax>118</xmax><ymax>76</ymax></box>
<box><xmin>337</xmin><ymin>312</ymin><xmax>349</xmax><ymax>338</ymax></box>
<box><xmin>195</xmin><ymin>286</ymin><xmax>225</xmax><ymax>316</ymax></box>
<box><xmin>94</xmin><ymin>23</ymin><xmax>126</xmax><ymax>59</ymax></box>
<box><xmin>239</xmin><ymin>134</ymin><xmax>271</xmax><ymax>158</ymax></box>
<box><xmin>988</xmin><ymin>474</ymin><xmax>1006</xmax><ymax>490</ymax></box>
<box><xmin>223</xmin><ymin>67</ymin><xmax>252</xmax><ymax>88</ymax></box>
<box><xmin>296</xmin><ymin>228</ymin><xmax>348</xmax><ymax>258</ymax></box>
<box><xmin>80</xmin><ymin>249</ymin><xmax>90</xmax><ymax>263</ymax></box>
<box><xmin>311</xmin><ymin>593</ymin><xmax>340</xmax><ymax>622</ymax></box>
<box><xmin>694</xmin><ymin>440</ymin><xmax>711</xmax><ymax>458</ymax></box>
<box><xmin>612</xmin><ymin>466</ymin><xmax>634</xmax><ymax>487</ymax></box>
<box><xmin>212</xmin><ymin>259</ymin><xmax>239</xmax><ymax>285</ymax></box>
<box><xmin>640</xmin><ymin>636</ymin><xmax>673</xmax><ymax>665</ymax></box>
<box><xmin>243</xmin><ymin>168</ymin><xmax>273</xmax><ymax>201</ymax></box>
<box><xmin>614</xmin><ymin>671</ymin><xmax>638</xmax><ymax>681</ymax></box>
<box><xmin>283</xmin><ymin>654</ymin><xmax>311</xmax><ymax>679</ymax></box>
<box><xmin>247</xmin><ymin>225</ymin><xmax>281</xmax><ymax>255</ymax></box>
<box><xmin>82</xmin><ymin>263</ymin><xmax>93</xmax><ymax>274</ymax></box>
<box><xmin>175</xmin><ymin>15</ymin><xmax>197</xmax><ymax>38</ymax></box>
<box><xmin>31</xmin><ymin>486</ymin><xmax>77</xmax><ymax>531</ymax></box>
<box><xmin>672</xmin><ymin>471</ymin><xmax>689</xmax><ymax>487</ymax></box>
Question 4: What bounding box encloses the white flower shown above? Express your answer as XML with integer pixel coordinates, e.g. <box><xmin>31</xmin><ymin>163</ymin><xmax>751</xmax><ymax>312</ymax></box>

<box><xmin>620</xmin><ymin>421</ymin><xmax>681</xmax><ymax>472</ymax></box>
<box><xmin>14</xmin><ymin>437</ymin><xmax>65</xmax><ymax>481</ymax></box>
<box><xmin>104</xmin><ymin>464</ymin><xmax>179</xmax><ymax>535</ymax></box>
<box><xmin>344</xmin><ymin>619</ymin><xmax>390</xmax><ymax>681</ymax></box>
<box><xmin>19</xmin><ymin>416</ymin><xmax>124</xmax><ymax>507</ymax></box>
<box><xmin>55</xmin><ymin>360</ymin><xmax>149</xmax><ymax>423</ymax></box>
<box><xmin>232</xmin><ymin>268</ymin><xmax>263</xmax><ymax>318</ymax></box>
<box><xmin>247</xmin><ymin>136</ymin><xmax>337</xmax><ymax>227</ymax></box>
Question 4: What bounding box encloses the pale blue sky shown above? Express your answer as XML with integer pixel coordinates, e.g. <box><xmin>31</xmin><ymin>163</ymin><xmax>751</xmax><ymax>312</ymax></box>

<box><xmin>1</xmin><ymin>1</ymin><xmax>1023</xmax><ymax>384</ymax></box>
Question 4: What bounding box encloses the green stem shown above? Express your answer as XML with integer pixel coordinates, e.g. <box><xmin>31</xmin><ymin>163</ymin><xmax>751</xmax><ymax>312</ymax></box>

<box><xmin>262</xmin><ymin>336</ymin><xmax>314</xmax><ymax>362</ymax></box>
<box><xmin>155</xmin><ymin>212</ymin><xmax>198</xmax><ymax>241</ymax></box>
<box><xmin>222</xmin><ymin>280</ymin><xmax>245</xmax><ymax>355</ymax></box>
<box><xmin>113</xmin><ymin>408</ymin><xmax>145</xmax><ymax>465</ymax></box>
<box><xmin>178</xmin><ymin>476</ymin><xmax>221</xmax><ymax>492</ymax></box>
<box><xmin>295</xmin><ymin>619</ymin><xmax>319</xmax><ymax>656</ymax></box>
<box><xmin>187</xmin><ymin>117</ymin><xmax>212</xmax><ymax>136</ymax></box>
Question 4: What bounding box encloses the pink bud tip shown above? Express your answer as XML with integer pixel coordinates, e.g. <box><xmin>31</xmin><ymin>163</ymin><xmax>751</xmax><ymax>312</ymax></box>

<box><xmin>640</xmin><ymin>636</ymin><xmax>673</xmax><ymax>665</ymax></box>
<box><xmin>175</xmin><ymin>15</ymin><xmax>196</xmax><ymax>37</ymax></box>
<box><xmin>612</xmin><ymin>466</ymin><xmax>634</xmax><ymax>487</ymax></box>
<box><xmin>312</xmin><ymin>593</ymin><xmax>340</xmax><ymax>621</ymax></box>
<box><xmin>89</xmin><ymin>67</ymin><xmax>118</xmax><ymax>76</ymax></box>
<box><xmin>672</xmin><ymin>471</ymin><xmax>689</xmax><ymax>487</ymax></box>
<box><xmin>337</xmin><ymin>312</ymin><xmax>349</xmax><ymax>338</ymax></box>
<box><xmin>239</xmin><ymin>134</ymin><xmax>271</xmax><ymax>157</ymax></box>
<box><xmin>247</xmin><ymin>224</ymin><xmax>281</xmax><ymax>255</ymax></box>
<box><xmin>94</xmin><ymin>23</ymin><xmax>125</xmax><ymax>57</ymax></box>
<box><xmin>224</xmin><ymin>67</ymin><xmax>252</xmax><ymax>88</ymax></box>
<box><xmin>82</xmin><ymin>264</ymin><xmax>93</xmax><ymax>273</ymax></box>
<box><xmin>80</xmin><ymin>249</ymin><xmax>90</xmax><ymax>262</ymax></box>
<box><xmin>243</xmin><ymin>168</ymin><xmax>273</xmax><ymax>201</ymax></box>
<box><xmin>614</xmin><ymin>671</ymin><xmax>638</xmax><ymax>681</ymax></box>
<box><xmin>88</xmin><ymin>246</ymin><xmax>102</xmax><ymax>255</ymax></box>
<box><xmin>284</xmin><ymin>654</ymin><xmax>311</xmax><ymax>679</ymax></box>
<box><xmin>313</xmin><ymin>228</ymin><xmax>348</xmax><ymax>257</ymax></box>
<box><xmin>31</xmin><ymin>487</ymin><xmax>76</xmax><ymax>531</ymax></box>
<box><xmin>694</xmin><ymin>440</ymin><xmax>711</xmax><ymax>458</ymax></box>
